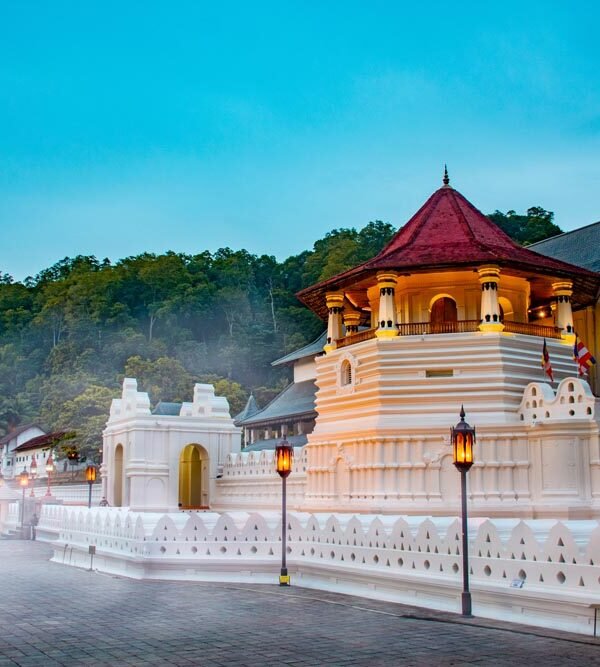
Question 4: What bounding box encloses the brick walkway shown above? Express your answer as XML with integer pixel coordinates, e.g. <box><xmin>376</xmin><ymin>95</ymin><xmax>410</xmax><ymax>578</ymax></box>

<box><xmin>0</xmin><ymin>541</ymin><xmax>598</xmax><ymax>666</ymax></box>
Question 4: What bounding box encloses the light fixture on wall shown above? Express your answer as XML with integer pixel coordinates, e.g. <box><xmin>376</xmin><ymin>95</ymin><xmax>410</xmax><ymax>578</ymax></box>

<box><xmin>451</xmin><ymin>406</ymin><xmax>476</xmax><ymax>617</ymax></box>
<box><xmin>275</xmin><ymin>437</ymin><xmax>293</xmax><ymax>586</ymax></box>
<box><xmin>85</xmin><ymin>464</ymin><xmax>97</xmax><ymax>509</ymax></box>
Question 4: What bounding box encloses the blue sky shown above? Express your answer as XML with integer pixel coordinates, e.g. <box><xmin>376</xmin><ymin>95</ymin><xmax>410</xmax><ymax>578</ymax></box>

<box><xmin>1</xmin><ymin>1</ymin><xmax>599</xmax><ymax>281</ymax></box>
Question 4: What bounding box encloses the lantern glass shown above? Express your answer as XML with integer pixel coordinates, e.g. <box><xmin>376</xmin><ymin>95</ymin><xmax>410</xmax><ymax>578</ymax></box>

<box><xmin>275</xmin><ymin>442</ymin><xmax>293</xmax><ymax>478</ymax></box>
<box><xmin>85</xmin><ymin>465</ymin><xmax>97</xmax><ymax>482</ymax></box>
<box><xmin>46</xmin><ymin>454</ymin><xmax>54</xmax><ymax>474</ymax></box>
<box><xmin>18</xmin><ymin>468</ymin><xmax>29</xmax><ymax>488</ymax></box>
<box><xmin>451</xmin><ymin>407</ymin><xmax>476</xmax><ymax>471</ymax></box>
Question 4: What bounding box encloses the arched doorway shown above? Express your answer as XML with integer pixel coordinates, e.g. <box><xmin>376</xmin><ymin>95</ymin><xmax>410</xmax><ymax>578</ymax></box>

<box><xmin>178</xmin><ymin>444</ymin><xmax>209</xmax><ymax>509</ymax></box>
<box><xmin>114</xmin><ymin>444</ymin><xmax>123</xmax><ymax>507</ymax></box>
<box><xmin>431</xmin><ymin>297</ymin><xmax>458</xmax><ymax>333</ymax></box>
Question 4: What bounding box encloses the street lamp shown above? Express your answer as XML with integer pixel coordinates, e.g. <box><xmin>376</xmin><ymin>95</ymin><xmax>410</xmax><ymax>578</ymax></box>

<box><xmin>18</xmin><ymin>467</ymin><xmax>29</xmax><ymax>530</ymax></box>
<box><xmin>451</xmin><ymin>406</ymin><xmax>476</xmax><ymax>617</ymax></box>
<box><xmin>85</xmin><ymin>464</ymin><xmax>97</xmax><ymax>509</ymax></box>
<box><xmin>45</xmin><ymin>453</ymin><xmax>55</xmax><ymax>497</ymax></box>
<box><xmin>29</xmin><ymin>455</ymin><xmax>37</xmax><ymax>497</ymax></box>
<box><xmin>275</xmin><ymin>438</ymin><xmax>293</xmax><ymax>586</ymax></box>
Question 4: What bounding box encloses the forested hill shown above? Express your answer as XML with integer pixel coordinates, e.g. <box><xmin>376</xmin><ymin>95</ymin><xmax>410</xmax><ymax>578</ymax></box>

<box><xmin>0</xmin><ymin>207</ymin><xmax>561</xmax><ymax>461</ymax></box>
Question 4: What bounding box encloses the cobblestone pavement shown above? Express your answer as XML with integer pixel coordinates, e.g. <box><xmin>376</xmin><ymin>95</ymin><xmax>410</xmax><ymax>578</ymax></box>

<box><xmin>0</xmin><ymin>541</ymin><xmax>599</xmax><ymax>667</ymax></box>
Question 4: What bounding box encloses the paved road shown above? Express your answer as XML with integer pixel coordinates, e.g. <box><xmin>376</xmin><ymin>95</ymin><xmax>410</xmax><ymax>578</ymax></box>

<box><xmin>0</xmin><ymin>541</ymin><xmax>598</xmax><ymax>667</ymax></box>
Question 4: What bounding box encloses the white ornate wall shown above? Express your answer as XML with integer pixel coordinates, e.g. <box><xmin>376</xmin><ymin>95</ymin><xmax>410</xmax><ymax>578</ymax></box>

<box><xmin>36</xmin><ymin>504</ymin><xmax>600</xmax><ymax>636</ymax></box>
<box><xmin>216</xmin><ymin>447</ymin><xmax>307</xmax><ymax>510</ymax></box>
<box><xmin>103</xmin><ymin>379</ymin><xmax>241</xmax><ymax>512</ymax></box>
<box><xmin>212</xmin><ymin>355</ymin><xmax>599</xmax><ymax>519</ymax></box>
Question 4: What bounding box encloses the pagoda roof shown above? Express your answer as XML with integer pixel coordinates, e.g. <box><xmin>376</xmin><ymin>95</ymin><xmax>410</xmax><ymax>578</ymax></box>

<box><xmin>298</xmin><ymin>182</ymin><xmax>600</xmax><ymax>319</ymax></box>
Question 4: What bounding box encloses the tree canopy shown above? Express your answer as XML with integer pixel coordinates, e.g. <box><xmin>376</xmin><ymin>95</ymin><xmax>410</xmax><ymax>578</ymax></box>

<box><xmin>0</xmin><ymin>210</ymin><xmax>561</xmax><ymax>460</ymax></box>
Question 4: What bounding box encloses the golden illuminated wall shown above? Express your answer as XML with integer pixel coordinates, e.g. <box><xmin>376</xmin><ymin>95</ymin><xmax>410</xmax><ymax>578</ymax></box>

<box><xmin>366</xmin><ymin>270</ymin><xmax>530</xmax><ymax>325</ymax></box>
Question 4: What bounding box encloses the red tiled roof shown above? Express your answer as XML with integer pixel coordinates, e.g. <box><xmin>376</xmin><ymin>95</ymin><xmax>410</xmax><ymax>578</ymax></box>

<box><xmin>13</xmin><ymin>431</ymin><xmax>71</xmax><ymax>452</ymax></box>
<box><xmin>297</xmin><ymin>184</ymin><xmax>600</xmax><ymax>319</ymax></box>
<box><xmin>365</xmin><ymin>186</ymin><xmax>598</xmax><ymax>273</ymax></box>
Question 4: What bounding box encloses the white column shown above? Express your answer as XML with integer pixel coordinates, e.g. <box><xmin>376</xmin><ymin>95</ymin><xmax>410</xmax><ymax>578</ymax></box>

<box><xmin>324</xmin><ymin>292</ymin><xmax>345</xmax><ymax>353</ymax></box>
<box><xmin>552</xmin><ymin>281</ymin><xmax>575</xmax><ymax>342</ymax></box>
<box><xmin>478</xmin><ymin>265</ymin><xmax>504</xmax><ymax>332</ymax></box>
<box><xmin>375</xmin><ymin>271</ymin><xmax>398</xmax><ymax>338</ymax></box>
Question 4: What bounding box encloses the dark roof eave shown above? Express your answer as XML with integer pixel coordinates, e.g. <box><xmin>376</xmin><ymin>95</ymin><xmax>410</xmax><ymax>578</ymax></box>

<box><xmin>298</xmin><ymin>257</ymin><xmax>600</xmax><ymax>320</ymax></box>
<box><xmin>238</xmin><ymin>409</ymin><xmax>317</xmax><ymax>427</ymax></box>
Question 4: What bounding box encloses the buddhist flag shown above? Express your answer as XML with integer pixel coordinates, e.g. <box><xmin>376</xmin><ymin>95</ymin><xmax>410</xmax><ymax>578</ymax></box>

<box><xmin>541</xmin><ymin>339</ymin><xmax>554</xmax><ymax>382</ymax></box>
<box><xmin>573</xmin><ymin>336</ymin><xmax>596</xmax><ymax>376</ymax></box>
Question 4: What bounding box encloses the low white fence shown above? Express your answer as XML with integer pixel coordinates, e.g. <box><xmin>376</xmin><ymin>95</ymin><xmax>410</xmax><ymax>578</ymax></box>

<box><xmin>45</xmin><ymin>484</ymin><xmax>103</xmax><ymax>504</ymax></box>
<box><xmin>38</xmin><ymin>505</ymin><xmax>600</xmax><ymax>636</ymax></box>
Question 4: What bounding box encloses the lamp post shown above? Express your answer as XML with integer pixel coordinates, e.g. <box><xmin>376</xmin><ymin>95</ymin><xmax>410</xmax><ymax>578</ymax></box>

<box><xmin>275</xmin><ymin>438</ymin><xmax>293</xmax><ymax>586</ymax></box>
<box><xmin>18</xmin><ymin>467</ymin><xmax>29</xmax><ymax>530</ymax></box>
<box><xmin>29</xmin><ymin>455</ymin><xmax>37</xmax><ymax>497</ymax></box>
<box><xmin>45</xmin><ymin>453</ymin><xmax>55</xmax><ymax>497</ymax></box>
<box><xmin>451</xmin><ymin>406</ymin><xmax>476</xmax><ymax>617</ymax></box>
<box><xmin>85</xmin><ymin>464</ymin><xmax>97</xmax><ymax>509</ymax></box>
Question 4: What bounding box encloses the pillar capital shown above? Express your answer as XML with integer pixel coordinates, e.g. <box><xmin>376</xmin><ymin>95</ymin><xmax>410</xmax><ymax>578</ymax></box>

<box><xmin>477</xmin><ymin>265</ymin><xmax>501</xmax><ymax>285</ymax></box>
<box><xmin>552</xmin><ymin>281</ymin><xmax>573</xmax><ymax>297</ymax></box>
<box><xmin>325</xmin><ymin>291</ymin><xmax>345</xmax><ymax>310</ymax></box>
<box><xmin>376</xmin><ymin>271</ymin><xmax>398</xmax><ymax>289</ymax></box>
<box><xmin>343</xmin><ymin>310</ymin><xmax>361</xmax><ymax>334</ymax></box>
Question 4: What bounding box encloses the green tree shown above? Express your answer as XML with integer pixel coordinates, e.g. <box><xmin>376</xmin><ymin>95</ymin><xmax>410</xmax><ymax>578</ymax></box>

<box><xmin>487</xmin><ymin>207</ymin><xmax>562</xmax><ymax>245</ymax></box>
<box><xmin>50</xmin><ymin>386</ymin><xmax>115</xmax><ymax>462</ymax></box>
<box><xmin>124</xmin><ymin>356</ymin><xmax>194</xmax><ymax>404</ymax></box>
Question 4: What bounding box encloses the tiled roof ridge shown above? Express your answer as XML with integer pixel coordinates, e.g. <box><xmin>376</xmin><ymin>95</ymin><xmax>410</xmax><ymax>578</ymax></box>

<box><xmin>529</xmin><ymin>220</ymin><xmax>600</xmax><ymax>247</ymax></box>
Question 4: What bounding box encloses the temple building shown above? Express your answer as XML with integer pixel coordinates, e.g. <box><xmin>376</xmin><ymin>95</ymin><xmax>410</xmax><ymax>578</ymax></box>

<box><xmin>218</xmin><ymin>174</ymin><xmax>600</xmax><ymax>518</ymax></box>
<box><xmin>285</xmin><ymin>173</ymin><xmax>600</xmax><ymax>517</ymax></box>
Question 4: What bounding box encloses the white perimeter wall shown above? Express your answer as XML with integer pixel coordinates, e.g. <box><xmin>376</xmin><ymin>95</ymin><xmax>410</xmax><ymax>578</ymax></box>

<box><xmin>35</xmin><ymin>504</ymin><xmax>600</xmax><ymax>637</ymax></box>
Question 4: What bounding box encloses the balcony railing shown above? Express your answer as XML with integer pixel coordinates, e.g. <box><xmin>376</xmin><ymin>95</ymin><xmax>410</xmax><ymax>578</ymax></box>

<box><xmin>502</xmin><ymin>320</ymin><xmax>562</xmax><ymax>339</ymax></box>
<box><xmin>335</xmin><ymin>319</ymin><xmax>563</xmax><ymax>348</ymax></box>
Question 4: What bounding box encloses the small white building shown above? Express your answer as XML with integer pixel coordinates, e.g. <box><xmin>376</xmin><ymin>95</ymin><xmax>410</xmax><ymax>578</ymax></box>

<box><xmin>0</xmin><ymin>424</ymin><xmax>46</xmax><ymax>480</ymax></box>
<box><xmin>102</xmin><ymin>379</ymin><xmax>241</xmax><ymax>512</ymax></box>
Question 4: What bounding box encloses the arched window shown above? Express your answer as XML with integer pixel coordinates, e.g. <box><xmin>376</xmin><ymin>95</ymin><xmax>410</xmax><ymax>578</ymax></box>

<box><xmin>341</xmin><ymin>359</ymin><xmax>352</xmax><ymax>386</ymax></box>
<box><xmin>430</xmin><ymin>297</ymin><xmax>458</xmax><ymax>333</ymax></box>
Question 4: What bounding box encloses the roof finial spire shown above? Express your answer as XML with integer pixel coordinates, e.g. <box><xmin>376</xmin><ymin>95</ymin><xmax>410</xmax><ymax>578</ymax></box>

<box><xmin>443</xmin><ymin>164</ymin><xmax>450</xmax><ymax>186</ymax></box>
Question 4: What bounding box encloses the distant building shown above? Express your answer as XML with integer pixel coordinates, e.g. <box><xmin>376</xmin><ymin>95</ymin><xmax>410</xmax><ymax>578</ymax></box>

<box><xmin>0</xmin><ymin>424</ymin><xmax>45</xmax><ymax>479</ymax></box>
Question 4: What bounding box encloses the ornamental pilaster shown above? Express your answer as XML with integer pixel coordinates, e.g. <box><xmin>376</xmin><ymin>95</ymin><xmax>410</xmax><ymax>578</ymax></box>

<box><xmin>478</xmin><ymin>265</ymin><xmax>504</xmax><ymax>332</ymax></box>
<box><xmin>375</xmin><ymin>271</ymin><xmax>399</xmax><ymax>338</ymax></box>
